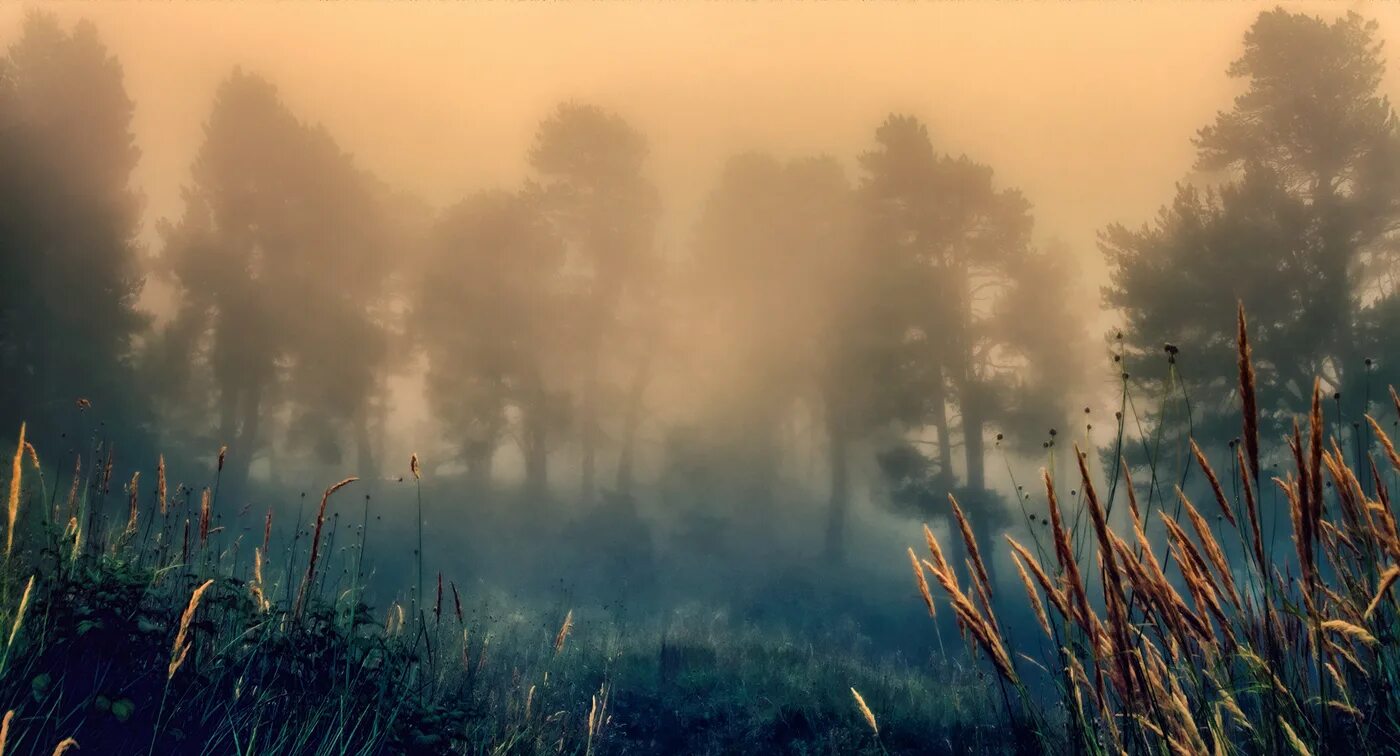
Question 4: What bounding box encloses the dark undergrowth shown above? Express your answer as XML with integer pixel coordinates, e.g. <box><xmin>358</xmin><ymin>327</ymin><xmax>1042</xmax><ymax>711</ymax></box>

<box><xmin>0</xmin><ymin>431</ymin><xmax>1006</xmax><ymax>755</ymax></box>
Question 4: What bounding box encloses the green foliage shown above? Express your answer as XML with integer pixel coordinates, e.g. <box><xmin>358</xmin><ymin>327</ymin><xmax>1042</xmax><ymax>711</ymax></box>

<box><xmin>1105</xmin><ymin>7</ymin><xmax>1400</xmax><ymax>454</ymax></box>
<box><xmin>0</xmin><ymin>13</ymin><xmax>150</xmax><ymax>458</ymax></box>
<box><xmin>0</xmin><ymin>426</ymin><xmax>997</xmax><ymax>754</ymax></box>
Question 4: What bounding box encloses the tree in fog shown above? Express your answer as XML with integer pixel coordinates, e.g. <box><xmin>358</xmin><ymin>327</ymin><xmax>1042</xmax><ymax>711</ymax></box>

<box><xmin>853</xmin><ymin>115</ymin><xmax>1085</xmax><ymax>574</ymax></box>
<box><xmin>528</xmin><ymin>103</ymin><xmax>660</xmax><ymax>503</ymax></box>
<box><xmin>154</xmin><ymin>70</ymin><xmax>391</xmax><ymax>486</ymax></box>
<box><xmin>689</xmin><ymin>153</ymin><xmax>863</xmax><ymax>539</ymax></box>
<box><xmin>987</xmin><ymin>240</ymin><xmax>1090</xmax><ymax>452</ymax></box>
<box><xmin>1104</xmin><ymin>9</ymin><xmax>1400</xmax><ymax>449</ymax></box>
<box><xmin>0</xmin><ymin>13</ymin><xmax>148</xmax><ymax>451</ymax></box>
<box><xmin>416</xmin><ymin>191</ymin><xmax>565</xmax><ymax>494</ymax></box>
<box><xmin>859</xmin><ymin>115</ymin><xmax>1073</xmax><ymax>491</ymax></box>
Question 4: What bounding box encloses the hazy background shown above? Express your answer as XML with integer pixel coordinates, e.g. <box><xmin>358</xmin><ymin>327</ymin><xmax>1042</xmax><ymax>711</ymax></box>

<box><xmin>7</xmin><ymin>1</ymin><xmax>1341</xmax><ymax>287</ymax></box>
<box><xmin>6</xmin><ymin>0</ymin><xmax>1381</xmax><ymax>446</ymax></box>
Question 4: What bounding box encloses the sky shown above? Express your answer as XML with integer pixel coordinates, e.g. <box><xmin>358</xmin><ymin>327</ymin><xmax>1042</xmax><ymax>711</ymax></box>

<box><xmin>4</xmin><ymin>0</ymin><xmax>1393</xmax><ymax>296</ymax></box>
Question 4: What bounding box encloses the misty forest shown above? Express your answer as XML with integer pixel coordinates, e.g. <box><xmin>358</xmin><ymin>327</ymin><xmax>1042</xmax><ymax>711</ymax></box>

<box><xmin>5</xmin><ymin>3</ymin><xmax>1400</xmax><ymax>754</ymax></box>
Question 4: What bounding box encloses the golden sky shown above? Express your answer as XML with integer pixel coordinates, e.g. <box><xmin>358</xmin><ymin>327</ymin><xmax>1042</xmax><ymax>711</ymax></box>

<box><xmin>3</xmin><ymin>1</ymin><xmax>1394</xmax><ymax>285</ymax></box>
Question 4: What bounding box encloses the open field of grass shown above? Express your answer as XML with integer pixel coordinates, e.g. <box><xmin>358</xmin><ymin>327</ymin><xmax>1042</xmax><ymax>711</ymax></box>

<box><xmin>6</xmin><ymin>309</ymin><xmax>1400</xmax><ymax>755</ymax></box>
<box><xmin>0</xmin><ymin>428</ymin><xmax>1007</xmax><ymax>755</ymax></box>
<box><xmin>910</xmin><ymin>307</ymin><xmax>1400</xmax><ymax>755</ymax></box>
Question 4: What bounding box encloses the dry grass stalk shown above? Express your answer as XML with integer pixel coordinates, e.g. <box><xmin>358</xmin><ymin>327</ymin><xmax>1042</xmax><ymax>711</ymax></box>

<box><xmin>850</xmin><ymin>687</ymin><xmax>879</xmax><ymax>735</ymax></box>
<box><xmin>434</xmin><ymin>572</ymin><xmax>443</xmax><ymax>624</ymax></box>
<box><xmin>198</xmin><ymin>488</ymin><xmax>211</xmax><ymax>547</ymax></box>
<box><xmin>63</xmin><ymin>456</ymin><xmax>79</xmax><ymax>522</ymax></box>
<box><xmin>0</xmin><ymin>576</ymin><xmax>35</xmax><ymax>679</ymax></box>
<box><xmin>156</xmin><ymin>455</ymin><xmax>167</xmax><ymax>515</ymax></box>
<box><xmin>1236</xmin><ymin>444</ymin><xmax>1268</xmax><ymax>572</ymax></box>
<box><xmin>7</xmin><ymin>423</ymin><xmax>24</xmax><ymax>557</ymax></box>
<box><xmin>1322</xmin><ymin>445</ymin><xmax>1368</xmax><ymax>537</ymax></box>
<box><xmin>1278</xmin><ymin>474</ymin><xmax>1316</xmax><ymax>588</ymax></box>
<box><xmin>1175</xmin><ymin>487</ymin><xmax>1242</xmax><ymax>610</ymax></box>
<box><xmin>1328</xmin><ymin>699</ymin><xmax>1363</xmax><ymax>719</ymax></box>
<box><xmin>250</xmin><ymin>547</ymin><xmax>269</xmax><ymax>612</ymax></box>
<box><xmin>1005</xmin><ymin>535</ymin><xmax>1070</xmax><ymax>619</ymax></box>
<box><xmin>1308</xmin><ymin>380</ymin><xmax>1324</xmax><ymax>535</ymax></box>
<box><xmin>1131</xmin><ymin>515</ymin><xmax>1210</xmax><ymax>648</ymax></box>
<box><xmin>1011</xmin><ymin>551</ymin><xmax>1052</xmax><ymax>636</ymax></box>
<box><xmin>450</xmin><ymin>580</ymin><xmax>464</xmax><ymax>625</ymax></box>
<box><xmin>908</xmin><ymin>547</ymin><xmax>936</xmax><ymax>618</ymax></box>
<box><xmin>1237</xmin><ymin>303</ymin><xmax>1260</xmax><ymax>482</ymax></box>
<box><xmin>1363</xmin><ymin>565</ymin><xmax>1400</xmax><ymax>619</ymax></box>
<box><xmin>553</xmin><ymin>609</ymin><xmax>574</xmax><ymax>655</ymax></box>
<box><xmin>1190</xmin><ymin>439</ymin><xmax>1237</xmax><ymax>527</ymax></box>
<box><xmin>924</xmin><ymin>543</ymin><xmax>1018</xmax><ymax>684</ymax></box>
<box><xmin>169</xmin><ymin>579</ymin><xmax>215</xmax><ymax>680</ymax></box>
<box><xmin>1075</xmin><ymin>445</ymin><xmax>1136</xmax><ymax>697</ymax></box>
<box><xmin>1325</xmin><ymin>661</ymin><xmax>1350</xmax><ymax>698</ymax></box>
<box><xmin>1044</xmin><ymin>470</ymin><xmax>1092</xmax><ymax>633</ymax></box>
<box><xmin>1327</xmin><ymin>636</ymin><xmax>1367</xmax><ymax>677</ymax></box>
<box><xmin>125</xmin><ymin>471</ymin><xmax>140</xmax><ymax>535</ymax></box>
<box><xmin>1368</xmin><ymin>415</ymin><xmax>1400</xmax><ymax>474</ymax></box>
<box><xmin>922</xmin><ymin>523</ymin><xmax>951</xmax><ymax>578</ymax></box>
<box><xmin>1279</xmin><ymin>717</ymin><xmax>1312</xmax><ymax>756</ymax></box>
<box><xmin>292</xmin><ymin>477</ymin><xmax>358</xmax><ymax>621</ymax></box>
<box><xmin>0</xmin><ymin>710</ymin><xmax>11</xmax><ymax>756</ymax></box>
<box><xmin>948</xmin><ymin>494</ymin><xmax>993</xmax><ymax>600</ymax></box>
<box><xmin>1122</xmin><ymin>457</ymin><xmax>1141</xmax><ymax>523</ymax></box>
<box><xmin>1215</xmin><ymin>686</ymin><xmax>1252</xmax><ymax>733</ymax></box>
<box><xmin>1322</xmin><ymin>619</ymin><xmax>1378</xmax><ymax>647</ymax></box>
<box><xmin>100</xmin><ymin>448</ymin><xmax>113</xmax><ymax>495</ymax></box>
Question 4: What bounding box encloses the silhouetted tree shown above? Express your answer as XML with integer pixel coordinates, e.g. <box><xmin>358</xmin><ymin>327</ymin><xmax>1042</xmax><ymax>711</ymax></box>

<box><xmin>416</xmin><ymin>191</ymin><xmax>566</xmax><ymax>495</ymax></box>
<box><xmin>689</xmin><ymin>153</ymin><xmax>861</xmax><ymax>539</ymax></box>
<box><xmin>155</xmin><ymin>70</ymin><xmax>391</xmax><ymax>487</ymax></box>
<box><xmin>1104</xmin><ymin>9</ymin><xmax>1400</xmax><ymax>449</ymax></box>
<box><xmin>527</xmin><ymin>103</ymin><xmax>660</xmax><ymax>504</ymax></box>
<box><xmin>860</xmin><ymin>115</ymin><xmax>1069</xmax><ymax>490</ymax></box>
<box><xmin>858</xmin><ymin>115</ymin><xmax>1085</xmax><ymax>573</ymax></box>
<box><xmin>0</xmin><ymin>13</ymin><xmax>148</xmax><ymax>452</ymax></box>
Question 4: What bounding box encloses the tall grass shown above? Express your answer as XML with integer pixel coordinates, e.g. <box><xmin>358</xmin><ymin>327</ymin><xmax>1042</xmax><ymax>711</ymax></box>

<box><xmin>910</xmin><ymin>305</ymin><xmax>1400</xmax><ymax>754</ymax></box>
<box><xmin>0</xmin><ymin>420</ymin><xmax>992</xmax><ymax>754</ymax></box>
<box><xmin>0</xmin><ymin>441</ymin><xmax>633</xmax><ymax>755</ymax></box>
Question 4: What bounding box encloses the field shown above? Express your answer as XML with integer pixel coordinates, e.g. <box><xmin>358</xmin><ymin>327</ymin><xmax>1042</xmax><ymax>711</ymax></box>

<box><xmin>0</xmin><ymin>434</ymin><xmax>1007</xmax><ymax>755</ymax></box>
<box><xmin>4</xmin><ymin>6</ymin><xmax>1400</xmax><ymax>754</ymax></box>
<box><xmin>0</xmin><ymin>307</ymin><xmax>1396</xmax><ymax>755</ymax></box>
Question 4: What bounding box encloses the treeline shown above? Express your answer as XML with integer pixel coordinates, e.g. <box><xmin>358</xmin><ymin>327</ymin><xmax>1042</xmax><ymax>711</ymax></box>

<box><xmin>3</xmin><ymin>9</ymin><xmax>1400</xmax><ymax>557</ymax></box>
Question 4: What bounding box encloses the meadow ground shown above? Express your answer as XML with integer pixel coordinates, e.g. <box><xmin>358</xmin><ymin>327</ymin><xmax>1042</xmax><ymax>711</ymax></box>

<box><xmin>4</xmin><ymin>308</ymin><xmax>1400</xmax><ymax>755</ymax></box>
<box><xmin>0</xmin><ymin>437</ymin><xmax>1008</xmax><ymax>755</ymax></box>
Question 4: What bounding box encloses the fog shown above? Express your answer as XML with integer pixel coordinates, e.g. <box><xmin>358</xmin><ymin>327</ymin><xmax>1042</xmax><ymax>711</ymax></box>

<box><xmin>7</xmin><ymin>2</ymin><xmax>1305</xmax><ymax>268</ymax></box>
<box><xmin>5</xmin><ymin>0</ymin><xmax>1400</xmax><ymax>668</ymax></box>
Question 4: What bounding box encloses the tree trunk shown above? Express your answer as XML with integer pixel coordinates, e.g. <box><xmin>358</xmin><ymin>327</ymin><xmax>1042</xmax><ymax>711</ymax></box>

<box><xmin>521</xmin><ymin>366</ymin><xmax>550</xmax><ymax>500</ymax></box>
<box><xmin>930</xmin><ymin>374</ymin><xmax>954</xmax><ymax>485</ymax></box>
<box><xmin>824</xmin><ymin>413</ymin><xmax>850</xmax><ymax>562</ymax></box>
<box><xmin>962</xmin><ymin>381</ymin><xmax>986</xmax><ymax>491</ymax></box>
<box><xmin>579</xmin><ymin>358</ymin><xmax>598</xmax><ymax>504</ymax></box>
<box><xmin>524</xmin><ymin>407</ymin><xmax>548</xmax><ymax>501</ymax></box>
<box><xmin>614</xmin><ymin>340</ymin><xmax>656</xmax><ymax>496</ymax></box>
<box><xmin>464</xmin><ymin>445</ymin><xmax>494</xmax><ymax>491</ymax></box>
